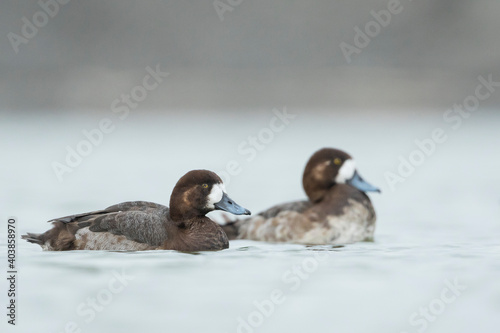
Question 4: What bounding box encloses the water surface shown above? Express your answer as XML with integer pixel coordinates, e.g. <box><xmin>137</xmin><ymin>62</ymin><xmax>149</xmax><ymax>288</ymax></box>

<box><xmin>1</xmin><ymin>110</ymin><xmax>499</xmax><ymax>333</ymax></box>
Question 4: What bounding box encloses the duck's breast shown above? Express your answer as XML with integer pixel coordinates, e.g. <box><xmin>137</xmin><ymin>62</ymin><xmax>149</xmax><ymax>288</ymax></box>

<box><xmin>321</xmin><ymin>198</ymin><xmax>376</xmax><ymax>244</ymax></box>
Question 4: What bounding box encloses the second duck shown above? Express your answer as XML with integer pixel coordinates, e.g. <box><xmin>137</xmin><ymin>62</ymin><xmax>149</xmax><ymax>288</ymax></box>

<box><xmin>223</xmin><ymin>148</ymin><xmax>380</xmax><ymax>245</ymax></box>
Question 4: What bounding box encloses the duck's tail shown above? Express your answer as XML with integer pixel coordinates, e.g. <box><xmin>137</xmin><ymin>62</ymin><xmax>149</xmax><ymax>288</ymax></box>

<box><xmin>22</xmin><ymin>221</ymin><xmax>79</xmax><ymax>251</ymax></box>
<box><xmin>21</xmin><ymin>232</ymin><xmax>44</xmax><ymax>245</ymax></box>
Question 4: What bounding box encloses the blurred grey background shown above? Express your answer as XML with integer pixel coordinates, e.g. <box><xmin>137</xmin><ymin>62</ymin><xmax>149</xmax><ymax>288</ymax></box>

<box><xmin>1</xmin><ymin>0</ymin><xmax>499</xmax><ymax>111</ymax></box>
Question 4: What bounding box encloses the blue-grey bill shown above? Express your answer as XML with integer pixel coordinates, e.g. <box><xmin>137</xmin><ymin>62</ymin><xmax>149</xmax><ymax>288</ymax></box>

<box><xmin>214</xmin><ymin>192</ymin><xmax>251</xmax><ymax>215</ymax></box>
<box><xmin>347</xmin><ymin>171</ymin><xmax>381</xmax><ymax>193</ymax></box>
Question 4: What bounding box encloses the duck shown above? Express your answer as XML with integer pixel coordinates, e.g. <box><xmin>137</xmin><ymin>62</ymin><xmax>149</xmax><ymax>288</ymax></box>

<box><xmin>222</xmin><ymin>148</ymin><xmax>380</xmax><ymax>245</ymax></box>
<box><xmin>22</xmin><ymin>170</ymin><xmax>251</xmax><ymax>252</ymax></box>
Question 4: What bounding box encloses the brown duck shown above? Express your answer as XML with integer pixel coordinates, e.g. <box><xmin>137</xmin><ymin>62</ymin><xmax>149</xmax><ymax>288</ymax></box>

<box><xmin>23</xmin><ymin>170</ymin><xmax>251</xmax><ymax>252</ymax></box>
<box><xmin>223</xmin><ymin>148</ymin><xmax>380</xmax><ymax>245</ymax></box>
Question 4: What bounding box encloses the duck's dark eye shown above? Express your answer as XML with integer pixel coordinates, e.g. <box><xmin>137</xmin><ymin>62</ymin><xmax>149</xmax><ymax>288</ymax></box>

<box><xmin>202</xmin><ymin>184</ymin><xmax>208</xmax><ymax>189</ymax></box>
<box><xmin>334</xmin><ymin>158</ymin><xmax>342</xmax><ymax>166</ymax></box>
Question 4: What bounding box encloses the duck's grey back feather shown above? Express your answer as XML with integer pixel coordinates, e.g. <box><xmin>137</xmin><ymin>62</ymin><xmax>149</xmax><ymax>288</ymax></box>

<box><xmin>88</xmin><ymin>207</ymin><xmax>169</xmax><ymax>246</ymax></box>
<box><xmin>30</xmin><ymin>201</ymin><xmax>171</xmax><ymax>250</ymax></box>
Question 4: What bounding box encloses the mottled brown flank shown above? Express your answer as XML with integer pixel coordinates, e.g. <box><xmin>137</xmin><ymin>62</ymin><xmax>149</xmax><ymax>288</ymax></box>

<box><xmin>222</xmin><ymin>200</ymin><xmax>312</xmax><ymax>240</ymax></box>
<box><xmin>22</xmin><ymin>170</ymin><xmax>231</xmax><ymax>252</ymax></box>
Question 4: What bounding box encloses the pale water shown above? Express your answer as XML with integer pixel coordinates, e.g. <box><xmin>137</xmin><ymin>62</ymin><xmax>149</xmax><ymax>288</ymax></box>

<box><xmin>1</xmin><ymin>110</ymin><xmax>499</xmax><ymax>333</ymax></box>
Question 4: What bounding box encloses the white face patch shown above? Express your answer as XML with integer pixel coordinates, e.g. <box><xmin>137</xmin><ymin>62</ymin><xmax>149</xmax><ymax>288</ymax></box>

<box><xmin>335</xmin><ymin>159</ymin><xmax>356</xmax><ymax>184</ymax></box>
<box><xmin>206</xmin><ymin>183</ymin><xmax>226</xmax><ymax>209</ymax></box>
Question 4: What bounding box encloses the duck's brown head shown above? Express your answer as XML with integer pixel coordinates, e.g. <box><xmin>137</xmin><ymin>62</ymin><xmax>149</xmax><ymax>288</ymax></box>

<box><xmin>302</xmin><ymin>148</ymin><xmax>380</xmax><ymax>202</ymax></box>
<box><xmin>169</xmin><ymin>170</ymin><xmax>251</xmax><ymax>221</ymax></box>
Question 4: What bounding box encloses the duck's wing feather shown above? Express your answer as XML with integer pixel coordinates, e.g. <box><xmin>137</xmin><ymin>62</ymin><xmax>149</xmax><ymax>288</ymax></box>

<box><xmin>50</xmin><ymin>201</ymin><xmax>170</xmax><ymax>246</ymax></box>
<box><xmin>48</xmin><ymin>201</ymin><xmax>165</xmax><ymax>224</ymax></box>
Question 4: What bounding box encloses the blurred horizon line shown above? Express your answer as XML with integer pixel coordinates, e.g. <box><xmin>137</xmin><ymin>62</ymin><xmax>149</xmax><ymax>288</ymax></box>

<box><xmin>3</xmin><ymin>66</ymin><xmax>499</xmax><ymax>111</ymax></box>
